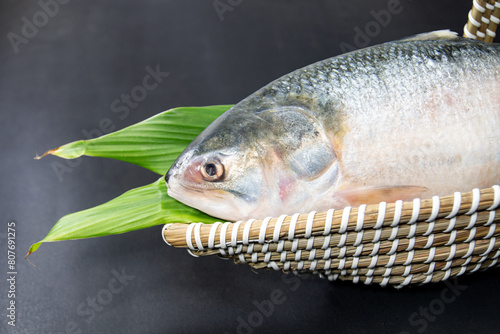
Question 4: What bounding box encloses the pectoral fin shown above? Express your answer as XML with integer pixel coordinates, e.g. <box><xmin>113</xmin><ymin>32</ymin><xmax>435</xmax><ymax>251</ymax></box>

<box><xmin>336</xmin><ymin>185</ymin><xmax>428</xmax><ymax>207</ymax></box>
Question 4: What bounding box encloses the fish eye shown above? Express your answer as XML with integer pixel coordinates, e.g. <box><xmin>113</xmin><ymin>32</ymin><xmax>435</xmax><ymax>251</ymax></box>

<box><xmin>201</xmin><ymin>159</ymin><xmax>225</xmax><ymax>182</ymax></box>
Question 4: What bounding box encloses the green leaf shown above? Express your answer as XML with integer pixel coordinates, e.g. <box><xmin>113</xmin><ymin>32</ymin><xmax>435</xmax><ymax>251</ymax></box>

<box><xmin>30</xmin><ymin>105</ymin><xmax>233</xmax><ymax>256</ymax></box>
<box><xmin>27</xmin><ymin>177</ymin><xmax>220</xmax><ymax>257</ymax></box>
<box><xmin>36</xmin><ymin>105</ymin><xmax>232</xmax><ymax>175</ymax></box>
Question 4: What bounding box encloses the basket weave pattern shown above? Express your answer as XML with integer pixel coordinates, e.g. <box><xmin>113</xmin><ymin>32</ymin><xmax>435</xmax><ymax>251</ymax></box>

<box><xmin>463</xmin><ymin>0</ymin><xmax>500</xmax><ymax>42</ymax></box>
<box><xmin>164</xmin><ymin>186</ymin><xmax>500</xmax><ymax>288</ymax></box>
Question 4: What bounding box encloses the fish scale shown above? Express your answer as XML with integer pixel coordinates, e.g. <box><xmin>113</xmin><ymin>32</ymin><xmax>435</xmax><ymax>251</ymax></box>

<box><xmin>166</xmin><ymin>31</ymin><xmax>500</xmax><ymax>221</ymax></box>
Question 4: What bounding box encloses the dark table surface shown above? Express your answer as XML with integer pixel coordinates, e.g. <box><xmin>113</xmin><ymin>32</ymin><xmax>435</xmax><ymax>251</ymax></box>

<box><xmin>1</xmin><ymin>0</ymin><xmax>499</xmax><ymax>333</ymax></box>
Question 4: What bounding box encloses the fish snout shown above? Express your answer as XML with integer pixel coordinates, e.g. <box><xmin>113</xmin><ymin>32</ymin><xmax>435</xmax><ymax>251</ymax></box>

<box><xmin>165</xmin><ymin>159</ymin><xmax>205</xmax><ymax>188</ymax></box>
<box><xmin>164</xmin><ymin>168</ymin><xmax>173</xmax><ymax>186</ymax></box>
<box><xmin>181</xmin><ymin>160</ymin><xmax>204</xmax><ymax>184</ymax></box>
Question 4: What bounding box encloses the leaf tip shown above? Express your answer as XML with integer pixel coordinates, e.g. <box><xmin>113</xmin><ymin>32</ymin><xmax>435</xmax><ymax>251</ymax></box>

<box><xmin>34</xmin><ymin>147</ymin><xmax>60</xmax><ymax>160</ymax></box>
<box><xmin>26</xmin><ymin>242</ymin><xmax>42</xmax><ymax>258</ymax></box>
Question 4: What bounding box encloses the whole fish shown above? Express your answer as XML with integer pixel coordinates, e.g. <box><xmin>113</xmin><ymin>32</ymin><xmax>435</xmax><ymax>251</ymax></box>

<box><xmin>165</xmin><ymin>31</ymin><xmax>500</xmax><ymax>221</ymax></box>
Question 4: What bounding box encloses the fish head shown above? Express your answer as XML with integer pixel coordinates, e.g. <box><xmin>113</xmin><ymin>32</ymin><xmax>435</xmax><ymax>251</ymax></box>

<box><xmin>165</xmin><ymin>103</ymin><xmax>343</xmax><ymax>221</ymax></box>
<box><xmin>165</xmin><ymin>112</ymin><xmax>270</xmax><ymax>221</ymax></box>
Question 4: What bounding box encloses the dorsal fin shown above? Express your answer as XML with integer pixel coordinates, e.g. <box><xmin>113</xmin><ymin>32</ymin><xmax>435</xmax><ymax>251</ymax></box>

<box><xmin>399</xmin><ymin>30</ymin><xmax>460</xmax><ymax>42</ymax></box>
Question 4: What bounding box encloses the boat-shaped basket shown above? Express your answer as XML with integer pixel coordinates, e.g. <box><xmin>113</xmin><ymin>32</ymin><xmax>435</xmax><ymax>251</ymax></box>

<box><xmin>163</xmin><ymin>2</ymin><xmax>500</xmax><ymax>288</ymax></box>
<box><xmin>163</xmin><ymin>186</ymin><xmax>500</xmax><ymax>288</ymax></box>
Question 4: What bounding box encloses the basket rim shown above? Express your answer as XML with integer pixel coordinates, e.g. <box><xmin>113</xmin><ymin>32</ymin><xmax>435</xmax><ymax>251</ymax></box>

<box><xmin>163</xmin><ymin>185</ymin><xmax>500</xmax><ymax>250</ymax></box>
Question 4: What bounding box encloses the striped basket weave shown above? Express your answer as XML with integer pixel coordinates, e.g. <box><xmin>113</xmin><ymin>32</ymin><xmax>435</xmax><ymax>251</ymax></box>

<box><xmin>163</xmin><ymin>1</ymin><xmax>499</xmax><ymax>287</ymax></box>
<box><xmin>463</xmin><ymin>0</ymin><xmax>500</xmax><ymax>42</ymax></box>
<box><xmin>163</xmin><ymin>186</ymin><xmax>500</xmax><ymax>288</ymax></box>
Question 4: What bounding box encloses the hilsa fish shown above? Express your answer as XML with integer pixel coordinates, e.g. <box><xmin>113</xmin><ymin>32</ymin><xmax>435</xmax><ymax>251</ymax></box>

<box><xmin>165</xmin><ymin>31</ymin><xmax>500</xmax><ymax>221</ymax></box>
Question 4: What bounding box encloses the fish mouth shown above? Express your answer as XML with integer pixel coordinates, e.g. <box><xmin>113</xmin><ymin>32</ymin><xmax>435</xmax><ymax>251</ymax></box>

<box><xmin>166</xmin><ymin>178</ymin><xmax>239</xmax><ymax>221</ymax></box>
<box><xmin>165</xmin><ymin>175</ymin><xmax>227</xmax><ymax>201</ymax></box>
<box><xmin>165</xmin><ymin>179</ymin><xmax>202</xmax><ymax>208</ymax></box>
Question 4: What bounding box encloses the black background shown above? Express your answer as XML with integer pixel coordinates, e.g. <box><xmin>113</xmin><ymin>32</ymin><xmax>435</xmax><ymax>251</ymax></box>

<box><xmin>1</xmin><ymin>0</ymin><xmax>499</xmax><ymax>333</ymax></box>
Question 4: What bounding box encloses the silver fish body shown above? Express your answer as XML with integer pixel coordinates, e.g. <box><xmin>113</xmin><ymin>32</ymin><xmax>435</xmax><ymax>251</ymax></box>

<box><xmin>166</xmin><ymin>31</ymin><xmax>500</xmax><ymax>221</ymax></box>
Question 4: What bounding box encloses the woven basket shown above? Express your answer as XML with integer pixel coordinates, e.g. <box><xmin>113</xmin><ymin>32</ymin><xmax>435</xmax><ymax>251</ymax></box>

<box><xmin>463</xmin><ymin>0</ymin><xmax>500</xmax><ymax>42</ymax></box>
<box><xmin>163</xmin><ymin>2</ymin><xmax>499</xmax><ymax>287</ymax></box>
<box><xmin>164</xmin><ymin>186</ymin><xmax>500</xmax><ymax>288</ymax></box>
